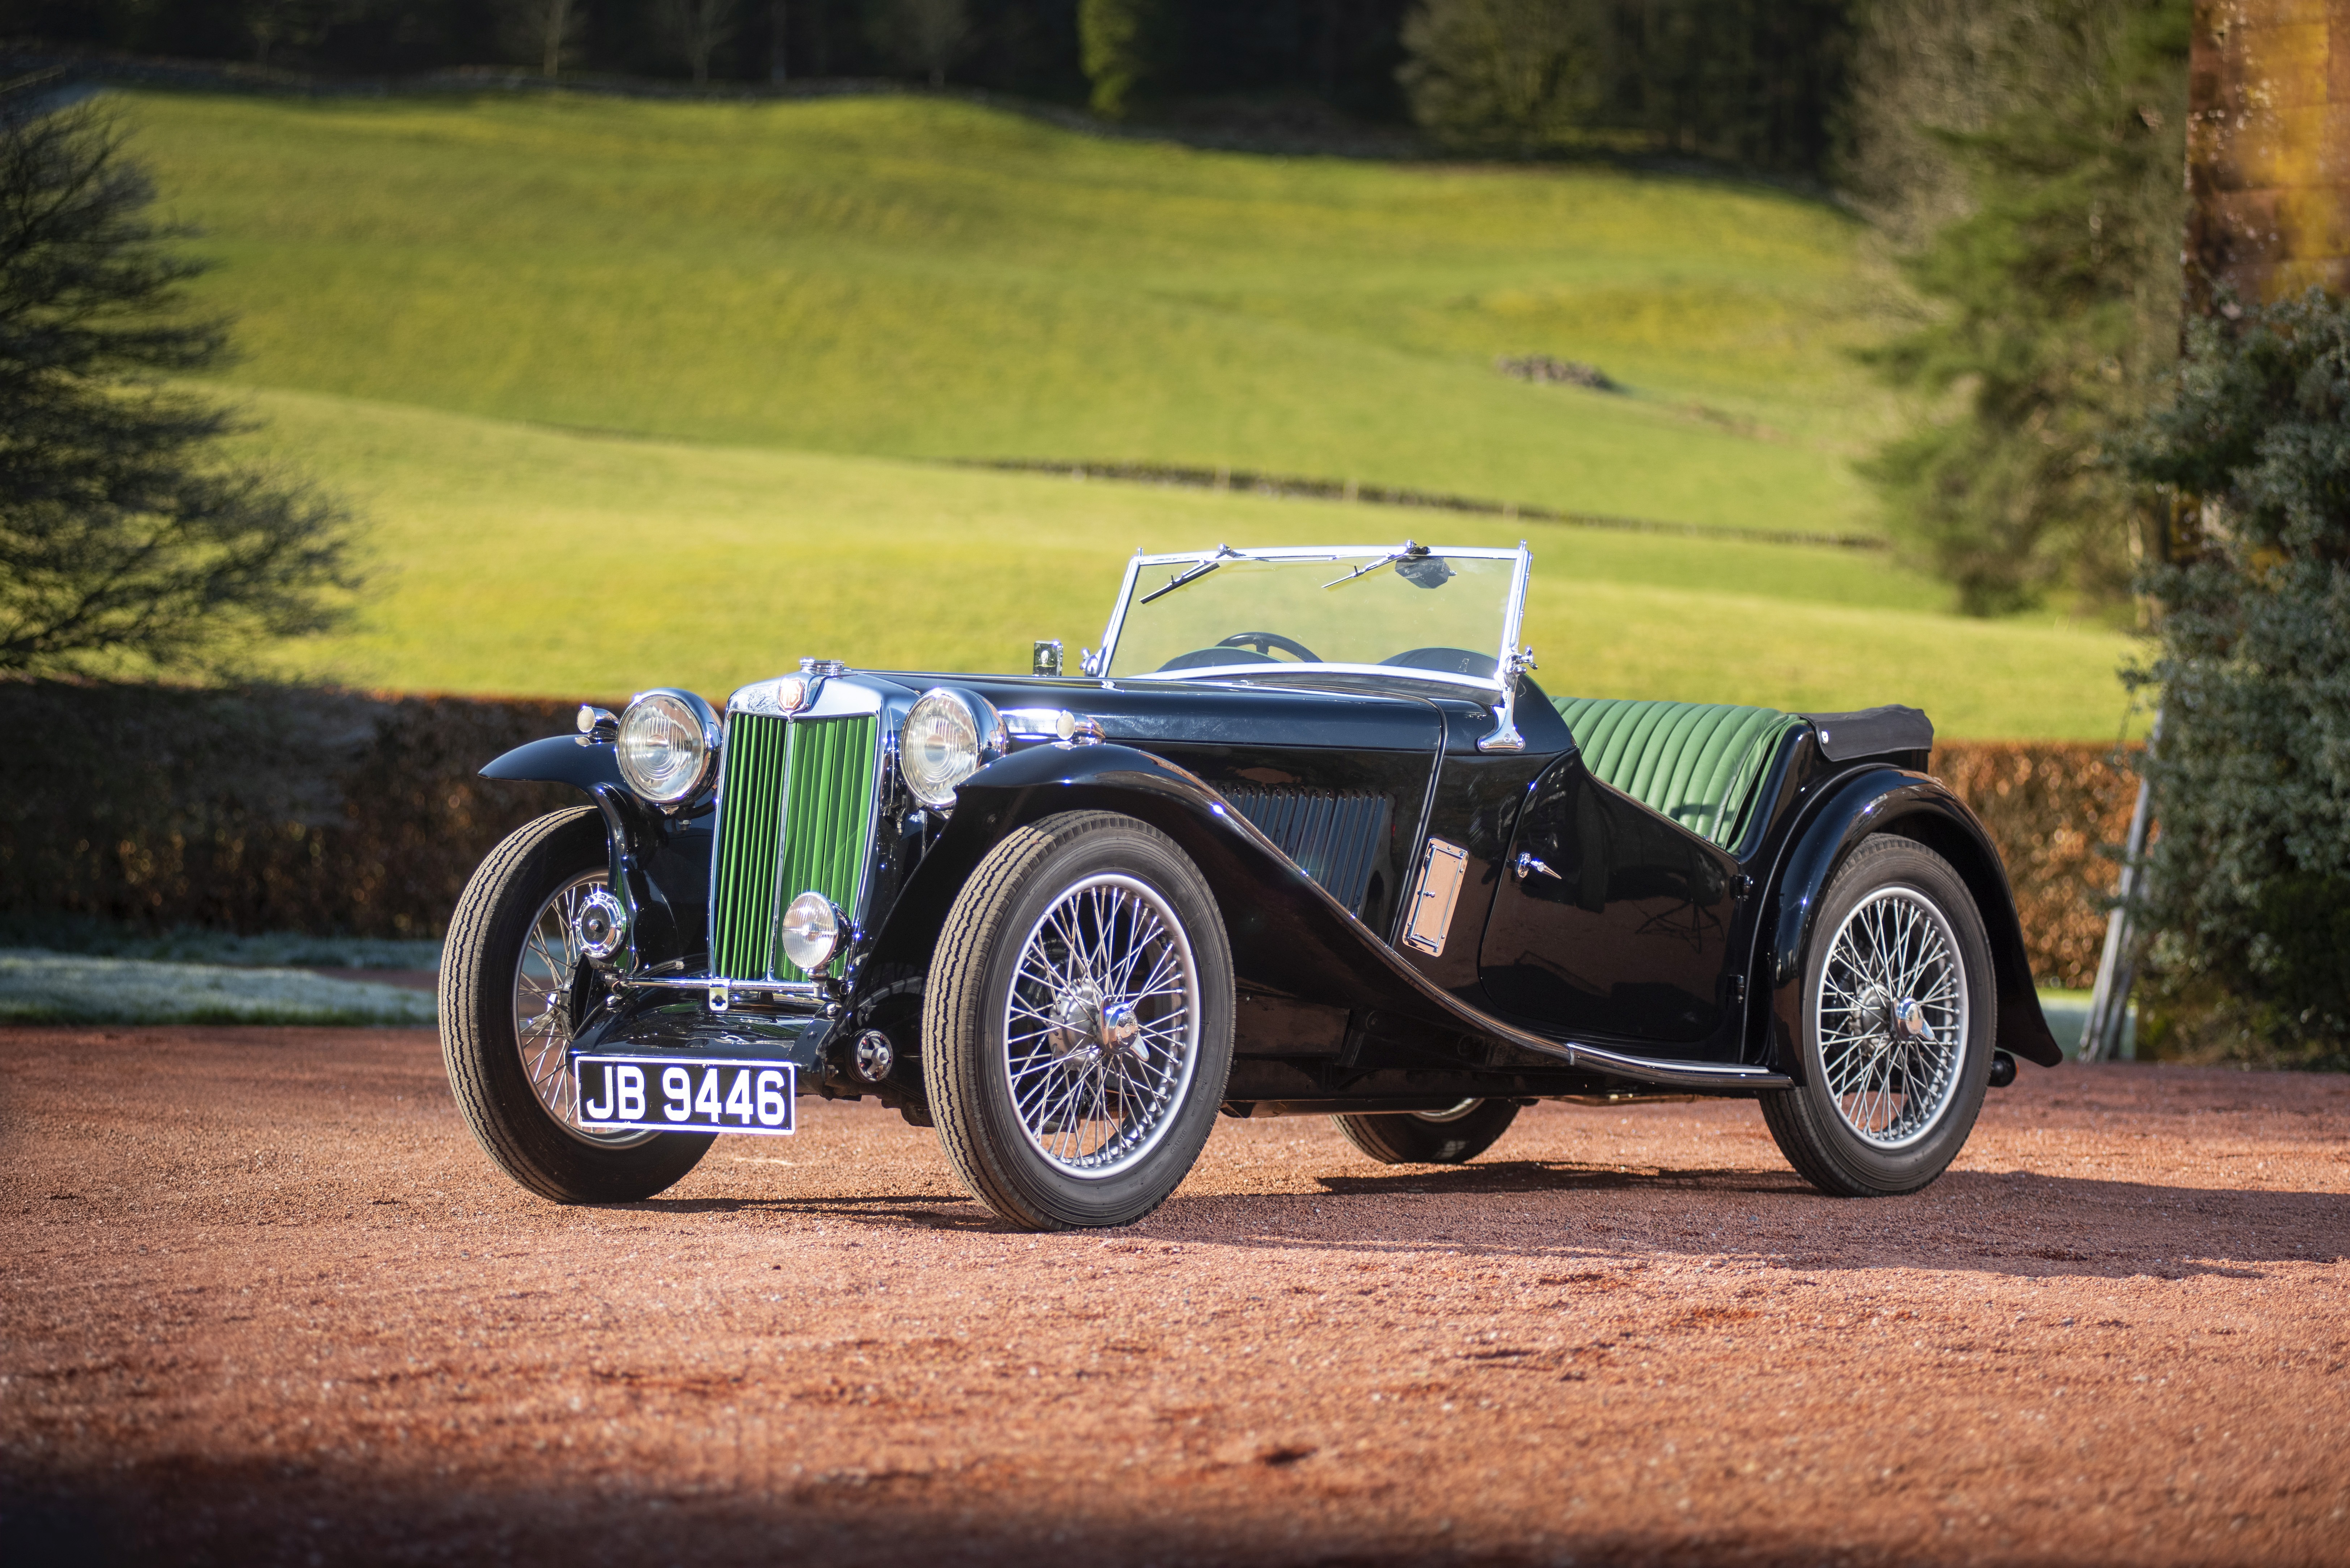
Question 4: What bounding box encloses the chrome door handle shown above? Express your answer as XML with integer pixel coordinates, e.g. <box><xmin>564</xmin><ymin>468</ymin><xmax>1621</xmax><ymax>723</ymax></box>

<box><xmin>1514</xmin><ymin>852</ymin><xmax>1561</xmax><ymax>882</ymax></box>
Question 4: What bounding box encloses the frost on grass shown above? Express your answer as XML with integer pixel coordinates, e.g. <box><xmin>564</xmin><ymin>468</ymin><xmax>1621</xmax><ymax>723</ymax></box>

<box><xmin>0</xmin><ymin>950</ymin><xmax>437</xmax><ymax>1025</ymax></box>
<box><xmin>0</xmin><ymin>917</ymin><xmax>441</xmax><ymax>971</ymax></box>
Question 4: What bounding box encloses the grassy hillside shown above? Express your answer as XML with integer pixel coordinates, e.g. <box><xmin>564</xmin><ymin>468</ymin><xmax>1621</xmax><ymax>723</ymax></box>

<box><xmin>121</xmin><ymin>89</ymin><xmax>2141</xmax><ymax>737</ymax></box>
<box><xmin>128</xmin><ymin>90</ymin><xmax>1900</xmax><ymax>537</ymax></box>
<box><xmin>248</xmin><ymin>388</ymin><xmax>2141</xmax><ymax>740</ymax></box>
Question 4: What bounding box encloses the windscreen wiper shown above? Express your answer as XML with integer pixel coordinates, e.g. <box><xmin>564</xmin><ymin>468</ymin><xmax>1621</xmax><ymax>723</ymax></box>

<box><xmin>1139</xmin><ymin>542</ymin><xmax>1244</xmax><ymax>605</ymax></box>
<box><xmin>1324</xmin><ymin>539</ymin><xmax>1429</xmax><ymax>589</ymax></box>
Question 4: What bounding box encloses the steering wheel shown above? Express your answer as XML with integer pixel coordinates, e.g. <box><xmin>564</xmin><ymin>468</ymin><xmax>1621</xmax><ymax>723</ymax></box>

<box><xmin>1380</xmin><ymin>646</ymin><xmax>1498</xmax><ymax>680</ymax></box>
<box><xmin>1215</xmin><ymin>631</ymin><xmax>1322</xmax><ymax>663</ymax></box>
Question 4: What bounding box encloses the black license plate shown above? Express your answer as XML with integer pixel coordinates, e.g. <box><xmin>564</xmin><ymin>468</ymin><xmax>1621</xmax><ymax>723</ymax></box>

<box><xmin>573</xmin><ymin>1055</ymin><xmax>796</xmax><ymax>1136</ymax></box>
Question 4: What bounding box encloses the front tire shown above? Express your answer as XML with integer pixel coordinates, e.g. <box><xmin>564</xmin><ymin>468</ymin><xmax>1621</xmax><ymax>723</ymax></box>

<box><xmin>1759</xmin><ymin>835</ymin><xmax>1995</xmax><ymax>1197</ymax></box>
<box><xmin>439</xmin><ymin>807</ymin><xmax>713</xmax><ymax>1203</ymax></box>
<box><xmin>923</xmin><ymin>811</ymin><xmax>1235</xmax><ymax>1231</ymax></box>
<box><xmin>1332</xmin><ymin>1099</ymin><xmax>1519</xmax><ymax>1164</ymax></box>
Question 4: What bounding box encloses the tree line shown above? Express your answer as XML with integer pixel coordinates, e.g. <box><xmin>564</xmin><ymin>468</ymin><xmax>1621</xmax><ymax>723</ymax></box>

<box><xmin>7</xmin><ymin>0</ymin><xmax>1850</xmax><ymax>170</ymax></box>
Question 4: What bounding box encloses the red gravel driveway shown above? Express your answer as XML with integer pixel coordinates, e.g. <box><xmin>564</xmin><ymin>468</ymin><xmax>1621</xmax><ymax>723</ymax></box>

<box><xmin>2</xmin><ymin>1025</ymin><xmax>2346</xmax><ymax>1566</ymax></box>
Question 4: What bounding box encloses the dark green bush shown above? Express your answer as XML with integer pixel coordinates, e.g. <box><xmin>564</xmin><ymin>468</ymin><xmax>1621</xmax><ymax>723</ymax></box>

<box><xmin>2126</xmin><ymin>291</ymin><xmax>2350</xmax><ymax>1068</ymax></box>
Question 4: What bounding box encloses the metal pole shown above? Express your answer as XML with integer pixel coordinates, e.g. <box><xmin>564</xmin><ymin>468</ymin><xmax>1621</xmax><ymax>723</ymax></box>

<box><xmin>2082</xmin><ymin>711</ymin><xmax>2159</xmax><ymax>1061</ymax></box>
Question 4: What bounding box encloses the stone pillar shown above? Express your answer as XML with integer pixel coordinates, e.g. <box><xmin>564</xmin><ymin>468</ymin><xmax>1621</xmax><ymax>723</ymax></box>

<box><xmin>2186</xmin><ymin>0</ymin><xmax>2350</xmax><ymax>308</ymax></box>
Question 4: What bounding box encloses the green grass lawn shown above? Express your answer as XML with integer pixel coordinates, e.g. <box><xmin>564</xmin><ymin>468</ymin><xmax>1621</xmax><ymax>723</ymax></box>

<box><xmin>121</xmin><ymin>88</ymin><xmax>2142</xmax><ymax>737</ymax></box>
<box><xmin>127</xmin><ymin>89</ymin><xmax>1901</xmax><ymax>537</ymax></box>
<box><xmin>252</xmin><ymin>388</ymin><xmax>2141</xmax><ymax>739</ymax></box>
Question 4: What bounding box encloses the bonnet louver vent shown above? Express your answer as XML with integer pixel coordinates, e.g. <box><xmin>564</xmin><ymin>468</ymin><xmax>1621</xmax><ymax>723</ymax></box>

<box><xmin>1221</xmin><ymin>788</ymin><xmax>1390</xmax><ymax>916</ymax></box>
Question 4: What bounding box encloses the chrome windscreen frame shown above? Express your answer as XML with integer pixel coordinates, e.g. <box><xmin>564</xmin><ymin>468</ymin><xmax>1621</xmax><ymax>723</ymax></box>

<box><xmin>1089</xmin><ymin>541</ymin><xmax>1535</xmax><ymax>753</ymax></box>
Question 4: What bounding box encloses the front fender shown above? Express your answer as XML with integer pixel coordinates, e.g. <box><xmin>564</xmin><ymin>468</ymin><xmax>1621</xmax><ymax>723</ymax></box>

<box><xmin>477</xmin><ymin>733</ymin><xmax>698</xmax><ymax>973</ymax></box>
<box><xmin>481</xmin><ymin>733</ymin><xmax>624</xmax><ymax>794</ymax></box>
<box><xmin>1762</xmin><ymin>769</ymin><xmax>2063</xmax><ymax>1072</ymax></box>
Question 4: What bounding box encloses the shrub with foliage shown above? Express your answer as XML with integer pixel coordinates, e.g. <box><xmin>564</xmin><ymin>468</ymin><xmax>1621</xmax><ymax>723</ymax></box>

<box><xmin>2125</xmin><ymin>292</ymin><xmax>2350</xmax><ymax>1067</ymax></box>
<box><xmin>1077</xmin><ymin>0</ymin><xmax>1177</xmax><ymax>119</ymax></box>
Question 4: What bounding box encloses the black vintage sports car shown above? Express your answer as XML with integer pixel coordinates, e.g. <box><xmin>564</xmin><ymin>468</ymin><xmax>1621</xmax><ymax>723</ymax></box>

<box><xmin>440</xmin><ymin>541</ymin><xmax>2061</xmax><ymax>1230</ymax></box>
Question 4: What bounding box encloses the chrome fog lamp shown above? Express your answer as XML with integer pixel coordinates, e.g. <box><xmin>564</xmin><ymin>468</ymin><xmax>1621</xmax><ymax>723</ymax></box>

<box><xmin>902</xmin><ymin>688</ymin><xmax>998</xmax><ymax>808</ymax></box>
<box><xmin>780</xmin><ymin>891</ymin><xmax>843</xmax><ymax>974</ymax></box>
<box><xmin>615</xmin><ymin>690</ymin><xmax>717</xmax><ymax>805</ymax></box>
<box><xmin>572</xmin><ymin>887</ymin><xmax>629</xmax><ymax>961</ymax></box>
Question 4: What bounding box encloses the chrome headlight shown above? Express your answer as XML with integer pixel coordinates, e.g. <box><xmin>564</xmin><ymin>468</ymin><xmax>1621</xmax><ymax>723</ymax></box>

<box><xmin>780</xmin><ymin>891</ymin><xmax>842</xmax><ymax>973</ymax></box>
<box><xmin>615</xmin><ymin>690</ymin><xmax>717</xmax><ymax>805</ymax></box>
<box><xmin>901</xmin><ymin>688</ymin><xmax>999</xmax><ymax>808</ymax></box>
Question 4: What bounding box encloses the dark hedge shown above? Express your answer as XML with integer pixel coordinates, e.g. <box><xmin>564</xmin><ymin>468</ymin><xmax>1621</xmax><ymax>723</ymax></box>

<box><xmin>1</xmin><ymin>680</ymin><xmax>577</xmax><ymax>937</ymax></box>
<box><xmin>4</xmin><ymin>681</ymin><xmax>2137</xmax><ymax>978</ymax></box>
<box><xmin>1929</xmin><ymin>741</ymin><xmax>2141</xmax><ymax>990</ymax></box>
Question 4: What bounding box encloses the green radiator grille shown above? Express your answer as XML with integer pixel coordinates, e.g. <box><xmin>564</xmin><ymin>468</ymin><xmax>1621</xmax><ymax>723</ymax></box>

<box><xmin>708</xmin><ymin>713</ymin><xmax>880</xmax><ymax>981</ymax></box>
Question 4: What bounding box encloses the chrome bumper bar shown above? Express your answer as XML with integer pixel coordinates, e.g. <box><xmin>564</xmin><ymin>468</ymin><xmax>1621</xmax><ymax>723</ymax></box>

<box><xmin>611</xmin><ymin>973</ymin><xmax>838</xmax><ymax>1014</ymax></box>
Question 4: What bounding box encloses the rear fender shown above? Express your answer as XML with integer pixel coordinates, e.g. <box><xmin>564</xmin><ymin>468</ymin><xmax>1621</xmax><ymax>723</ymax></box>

<box><xmin>1760</xmin><ymin>769</ymin><xmax>2063</xmax><ymax>1073</ymax></box>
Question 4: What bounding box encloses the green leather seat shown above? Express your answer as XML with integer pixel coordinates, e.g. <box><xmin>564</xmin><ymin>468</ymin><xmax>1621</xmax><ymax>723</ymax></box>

<box><xmin>1551</xmin><ymin>697</ymin><xmax>1802</xmax><ymax>849</ymax></box>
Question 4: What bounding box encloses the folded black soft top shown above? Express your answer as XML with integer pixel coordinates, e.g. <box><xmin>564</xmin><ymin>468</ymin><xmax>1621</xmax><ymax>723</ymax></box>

<box><xmin>1800</xmin><ymin>704</ymin><xmax>1934</xmax><ymax>762</ymax></box>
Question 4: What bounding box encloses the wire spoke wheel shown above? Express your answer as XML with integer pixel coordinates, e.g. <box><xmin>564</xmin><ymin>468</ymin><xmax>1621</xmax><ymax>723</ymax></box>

<box><xmin>512</xmin><ymin>869</ymin><xmax>651</xmax><ymax>1149</ymax></box>
<box><xmin>926</xmin><ymin>811</ymin><xmax>1233</xmax><ymax>1230</ymax></box>
<box><xmin>441</xmin><ymin>806</ymin><xmax>709</xmax><ymax>1204</ymax></box>
<box><xmin>1002</xmin><ymin>872</ymin><xmax>1201</xmax><ymax>1178</ymax></box>
<box><xmin>1331</xmin><ymin>1096</ymin><xmax>1519</xmax><ymax>1165</ymax></box>
<box><xmin>1814</xmin><ymin>885</ymin><xmax>1968</xmax><ymax>1150</ymax></box>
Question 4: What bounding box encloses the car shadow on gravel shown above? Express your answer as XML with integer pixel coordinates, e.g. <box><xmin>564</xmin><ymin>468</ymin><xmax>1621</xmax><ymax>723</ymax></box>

<box><xmin>1312</xmin><ymin>1160</ymin><xmax>1810</xmax><ymax>1197</ymax></box>
<box><xmin>625</xmin><ymin>1195</ymin><xmax>1023</xmax><ymax>1233</ymax></box>
<box><xmin>1172</xmin><ymin>1166</ymin><xmax>2349</xmax><ymax>1281</ymax></box>
<box><xmin>619</xmin><ymin>1166</ymin><xmax>2348</xmax><ymax>1277</ymax></box>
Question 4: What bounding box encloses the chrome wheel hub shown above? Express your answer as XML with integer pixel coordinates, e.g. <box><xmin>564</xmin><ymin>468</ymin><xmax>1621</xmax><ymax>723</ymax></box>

<box><xmin>1816</xmin><ymin>887</ymin><xmax>1967</xmax><ymax>1150</ymax></box>
<box><xmin>1003</xmin><ymin>873</ymin><xmax>1200</xmax><ymax>1178</ymax></box>
<box><xmin>1048</xmin><ymin>977</ymin><xmax>1106</xmax><ymax>1055</ymax></box>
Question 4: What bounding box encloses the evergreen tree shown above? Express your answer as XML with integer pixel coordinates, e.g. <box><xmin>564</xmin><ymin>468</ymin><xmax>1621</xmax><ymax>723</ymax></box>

<box><xmin>0</xmin><ymin>99</ymin><xmax>359</xmax><ymax>678</ymax></box>
<box><xmin>1858</xmin><ymin>0</ymin><xmax>2189</xmax><ymax>616</ymax></box>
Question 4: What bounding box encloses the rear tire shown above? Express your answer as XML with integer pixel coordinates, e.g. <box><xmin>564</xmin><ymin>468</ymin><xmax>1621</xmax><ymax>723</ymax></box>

<box><xmin>923</xmin><ymin>811</ymin><xmax>1234</xmax><ymax>1231</ymax></box>
<box><xmin>1759</xmin><ymin>835</ymin><xmax>1994</xmax><ymax>1197</ymax></box>
<box><xmin>1332</xmin><ymin>1099</ymin><xmax>1520</xmax><ymax>1165</ymax></box>
<box><xmin>439</xmin><ymin>807</ymin><xmax>713</xmax><ymax>1203</ymax></box>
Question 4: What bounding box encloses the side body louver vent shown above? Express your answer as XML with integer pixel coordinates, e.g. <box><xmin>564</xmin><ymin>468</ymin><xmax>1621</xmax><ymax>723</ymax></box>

<box><xmin>1220</xmin><ymin>787</ymin><xmax>1391</xmax><ymax>916</ymax></box>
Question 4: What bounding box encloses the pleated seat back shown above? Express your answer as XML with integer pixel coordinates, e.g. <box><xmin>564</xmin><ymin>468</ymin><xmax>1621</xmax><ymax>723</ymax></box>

<box><xmin>1550</xmin><ymin>697</ymin><xmax>1803</xmax><ymax>850</ymax></box>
